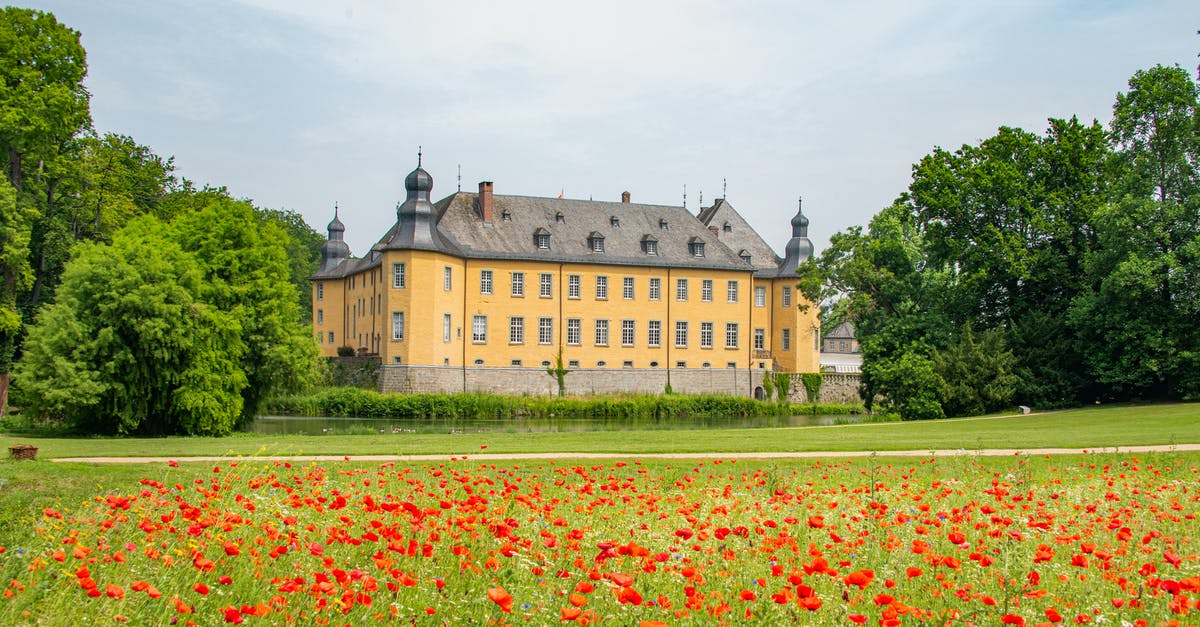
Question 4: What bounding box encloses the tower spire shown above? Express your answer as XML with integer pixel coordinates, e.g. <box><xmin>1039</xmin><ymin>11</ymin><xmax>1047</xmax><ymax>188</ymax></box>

<box><xmin>417</xmin><ymin>145</ymin><xmax>422</xmax><ymax>167</ymax></box>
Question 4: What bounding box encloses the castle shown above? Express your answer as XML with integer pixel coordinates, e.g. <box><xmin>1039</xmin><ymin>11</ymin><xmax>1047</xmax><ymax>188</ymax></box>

<box><xmin>310</xmin><ymin>160</ymin><xmax>820</xmax><ymax>397</ymax></box>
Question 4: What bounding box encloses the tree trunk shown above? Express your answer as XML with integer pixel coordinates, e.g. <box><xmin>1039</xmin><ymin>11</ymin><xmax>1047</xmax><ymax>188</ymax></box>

<box><xmin>0</xmin><ymin>371</ymin><xmax>9</xmax><ymax>418</ymax></box>
<box><xmin>6</xmin><ymin>147</ymin><xmax>20</xmax><ymax>192</ymax></box>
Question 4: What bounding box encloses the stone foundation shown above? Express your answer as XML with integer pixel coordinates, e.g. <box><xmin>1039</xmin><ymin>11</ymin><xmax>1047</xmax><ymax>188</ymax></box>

<box><xmin>787</xmin><ymin>373</ymin><xmax>863</xmax><ymax>404</ymax></box>
<box><xmin>379</xmin><ymin>365</ymin><xmax>766</xmax><ymax>396</ymax></box>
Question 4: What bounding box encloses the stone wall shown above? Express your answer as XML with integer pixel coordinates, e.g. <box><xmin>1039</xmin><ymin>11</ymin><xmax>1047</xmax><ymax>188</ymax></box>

<box><xmin>379</xmin><ymin>365</ymin><xmax>766</xmax><ymax>397</ymax></box>
<box><xmin>787</xmin><ymin>372</ymin><xmax>862</xmax><ymax>404</ymax></box>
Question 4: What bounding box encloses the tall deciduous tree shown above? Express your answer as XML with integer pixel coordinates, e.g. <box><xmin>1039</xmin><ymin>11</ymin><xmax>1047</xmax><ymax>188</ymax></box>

<box><xmin>14</xmin><ymin>219</ymin><xmax>246</xmax><ymax>435</ymax></box>
<box><xmin>0</xmin><ymin>177</ymin><xmax>34</xmax><ymax>413</ymax></box>
<box><xmin>170</xmin><ymin>197</ymin><xmax>320</xmax><ymax>427</ymax></box>
<box><xmin>0</xmin><ymin>7</ymin><xmax>90</xmax><ymax>193</ymax></box>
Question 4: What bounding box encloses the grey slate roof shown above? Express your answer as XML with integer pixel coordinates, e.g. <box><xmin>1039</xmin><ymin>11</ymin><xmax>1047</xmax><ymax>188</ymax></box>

<box><xmin>430</xmin><ymin>192</ymin><xmax>757</xmax><ymax>271</ymax></box>
<box><xmin>698</xmin><ymin>198</ymin><xmax>783</xmax><ymax>273</ymax></box>
<box><xmin>825</xmin><ymin>321</ymin><xmax>857</xmax><ymax>339</ymax></box>
<box><xmin>312</xmin><ymin>179</ymin><xmax>805</xmax><ymax>279</ymax></box>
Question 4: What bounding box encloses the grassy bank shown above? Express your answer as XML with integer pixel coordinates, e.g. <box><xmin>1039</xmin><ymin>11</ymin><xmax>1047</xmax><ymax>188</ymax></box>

<box><xmin>263</xmin><ymin>387</ymin><xmax>862</xmax><ymax>419</ymax></box>
<box><xmin>0</xmin><ymin>402</ymin><xmax>1195</xmax><ymax>459</ymax></box>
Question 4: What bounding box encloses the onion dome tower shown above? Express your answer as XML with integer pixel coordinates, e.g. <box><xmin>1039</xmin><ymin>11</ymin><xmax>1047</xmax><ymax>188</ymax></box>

<box><xmin>319</xmin><ymin>204</ymin><xmax>351</xmax><ymax>271</ymax></box>
<box><xmin>777</xmin><ymin>197</ymin><xmax>814</xmax><ymax>276</ymax></box>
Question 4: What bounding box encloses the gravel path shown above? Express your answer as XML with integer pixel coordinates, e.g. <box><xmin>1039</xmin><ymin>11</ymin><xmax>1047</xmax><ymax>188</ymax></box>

<box><xmin>50</xmin><ymin>443</ymin><xmax>1200</xmax><ymax>464</ymax></box>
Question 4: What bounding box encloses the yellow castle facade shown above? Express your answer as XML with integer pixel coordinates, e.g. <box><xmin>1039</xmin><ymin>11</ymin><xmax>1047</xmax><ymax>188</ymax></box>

<box><xmin>311</xmin><ymin>161</ymin><xmax>820</xmax><ymax>397</ymax></box>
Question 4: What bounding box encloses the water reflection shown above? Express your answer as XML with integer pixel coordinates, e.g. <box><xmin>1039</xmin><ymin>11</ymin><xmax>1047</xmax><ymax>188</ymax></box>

<box><xmin>251</xmin><ymin>414</ymin><xmax>864</xmax><ymax>435</ymax></box>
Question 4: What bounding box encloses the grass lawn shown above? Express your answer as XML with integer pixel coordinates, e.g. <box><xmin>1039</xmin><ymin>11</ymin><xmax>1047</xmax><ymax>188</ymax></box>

<box><xmin>0</xmin><ymin>401</ymin><xmax>1196</xmax><ymax>459</ymax></box>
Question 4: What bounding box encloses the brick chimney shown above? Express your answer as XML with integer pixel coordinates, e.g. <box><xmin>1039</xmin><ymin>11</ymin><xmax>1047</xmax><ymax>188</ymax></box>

<box><xmin>621</xmin><ymin>191</ymin><xmax>630</xmax><ymax>203</ymax></box>
<box><xmin>479</xmin><ymin>181</ymin><xmax>494</xmax><ymax>224</ymax></box>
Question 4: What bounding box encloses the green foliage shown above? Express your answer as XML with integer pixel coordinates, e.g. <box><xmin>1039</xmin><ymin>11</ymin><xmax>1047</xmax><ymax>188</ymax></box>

<box><xmin>867</xmin><ymin>350</ymin><xmax>944</xmax><ymax>421</ymax></box>
<box><xmin>773</xmin><ymin>372</ymin><xmax>791</xmax><ymax>403</ymax></box>
<box><xmin>169</xmin><ymin>197</ymin><xmax>320</xmax><ymax>426</ymax></box>
<box><xmin>13</xmin><ymin>219</ymin><xmax>246</xmax><ymax>435</ymax></box>
<box><xmin>546</xmin><ymin>347</ymin><xmax>570</xmax><ymax>397</ymax></box>
<box><xmin>257</xmin><ymin>207</ymin><xmax>323</xmax><ymax>321</ymax></box>
<box><xmin>799</xmin><ymin>372</ymin><xmax>822</xmax><ymax>404</ymax></box>
<box><xmin>932</xmin><ymin>324</ymin><xmax>1020</xmax><ymax>417</ymax></box>
<box><xmin>265</xmin><ymin>389</ymin><xmax>791</xmax><ymax>421</ymax></box>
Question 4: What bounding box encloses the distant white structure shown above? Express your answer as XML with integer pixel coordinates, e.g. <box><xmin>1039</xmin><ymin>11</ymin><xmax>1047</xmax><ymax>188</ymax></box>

<box><xmin>820</xmin><ymin>321</ymin><xmax>862</xmax><ymax>373</ymax></box>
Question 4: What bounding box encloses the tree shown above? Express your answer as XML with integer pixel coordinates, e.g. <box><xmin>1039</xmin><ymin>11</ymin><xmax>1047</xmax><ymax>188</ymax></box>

<box><xmin>1070</xmin><ymin>66</ymin><xmax>1200</xmax><ymax>400</ymax></box>
<box><xmin>257</xmin><ymin>207</ymin><xmax>323</xmax><ymax>321</ymax></box>
<box><xmin>0</xmin><ymin>177</ymin><xmax>34</xmax><ymax>413</ymax></box>
<box><xmin>0</xmin><ymin>7</ymin><xmax>90</xmax><ymax>193</ymax></box>
<box><xmin>13</xmin><ymin>218</ymin><xmax>246</xmax><ymax>435</ymax></box>
<box><xmin>932</xmin><ymin>324</ymin><xmax>1020</xmax><ymax>417</ymax></box>
<box><xmin>169</xmin><ymin>196</ymin><xmax>319</xmax><ymax>426</ymax></box>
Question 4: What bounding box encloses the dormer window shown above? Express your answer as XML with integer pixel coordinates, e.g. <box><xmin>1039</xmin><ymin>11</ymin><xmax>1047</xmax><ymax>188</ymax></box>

<box><xmin>688</xmin><ymin>237</ymin><xmax>705</xmax><ymax>257</ymax></box>
<box><xmin>659</xmin><ymin>219</ymin><xmax>669</xmax><ymax>230</ymax></box>
<box><xmin>501</xmin><ymin>210</ymin><xmax>512</xmax><ymax>221</ymax></box>
<box><xmin>641</xmin><ymin>235</ymin><xmax>658</xmax><ymax>256</ymax></box>
<box><xmin>533</xmin><ymin>228</ymin><xmax>550</xmax><ymax>250</ymax></box>
<box><xmin>555</xmin><ymin>212</ymin><xmax>565</xmax><ymax>224</ymax></box>
<box><xmin>723</xmin><ymin>222</ymin><xmax>732</xmax><ymax>233</ymax></box>
<box><xmin>588</xmin><ymin>231</ymin><xmax>605</xmax><ymax>253</ymax></box>
<box><xmin>739</xmin><ymin>249</ymin><xmax>752</xmax><ymax>264</ymax></box>
<box><xmin>610</xmin><ymin>216</ymin><xmax>620</xmax><ymax>227</ymax></box>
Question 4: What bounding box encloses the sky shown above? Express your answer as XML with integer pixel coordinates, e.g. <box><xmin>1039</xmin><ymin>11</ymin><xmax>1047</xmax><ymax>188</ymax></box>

<box><xmin>25</xmin><ymin>0</ymin><xmax>1200</xmax><ymax>256</ymax></box>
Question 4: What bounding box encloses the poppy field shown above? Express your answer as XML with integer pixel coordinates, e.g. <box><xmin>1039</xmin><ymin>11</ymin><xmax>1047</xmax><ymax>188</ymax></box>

<box><xmin>0</xmin><ymin>452</ymin><xmax>1197</xmax><ymax>625</ymax></box>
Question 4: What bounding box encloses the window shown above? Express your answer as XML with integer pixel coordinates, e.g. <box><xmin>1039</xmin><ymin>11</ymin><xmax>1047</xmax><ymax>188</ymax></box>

<box><xmin>727</xmin><ymin>361</ymin><xmax>737</xmax><ymax>368</ymax></box>
<box><xmin>568</xmin><ymin>359</ymin><xmax>579</xmax><ymax>368</ymax></box>
<box><xmin>754</xmin><ymin>286</ymin><xmax>766</xmax><ymax>307</ymax></box>
<box><xmin>328</xmin><ymin>331</ymin><xmax>334</xmax><ymax>344</ymax></box>
<box><xmin>595</xmin><ymin>275</ymin><xmax>608</xmax><ymax>300</ymax></box>
<box><xmin>676</xmin><ymin>278</ymin><xmax>688</xmax><ymax>301</ymax></box>
<box><xmin>840</xmin><ymin>341</ymin><xmax>847</xmax><ymax>351</ymax></box>
<box><xmin>534</xmin><ymin>231</ymin><xmax>550</xmax><ymax>249</ymax></box>
<box><xmin>648</xmin><ymin>320</ymin><xmax>661</xmax><ymax>347</ymax></box>
<box><xmin>594</xmin><ymin>319</ymin><xmax>609</xmax><ymax>346</ymax></box>
<box><xmin>443</xmin><ymin>314</ymin><xmax>452</xmax><ymax>342</ymax></box>
<box><xmin>739</xmin><ymin>250</ymin><xmax>752</xmax><ymax>264</ymax></box>
<box><xmin>782</xmin><ymin>286</ymin><xmax>792</xmax><ymax>308</ymax></box>
<box><xmin>782</xmin><ymin>328</ymin><xmax>791</xmax><ymax>351</ymax></box>
<box><xmin>690</xmin><ymin>241</ymin><xmax>705</xmax><ymax>257</ymax></box>
<box><xmin>596</xmin><ymin>361</ymin><xmax>607</xmax><ymax>368</ymax></box>
<box><xmin>648</xmin><ymin>277</ymin><xmax>661</xmax><ymax>301</ymax></box>
<box><xmin>391</xmin><ymin>312</ymin><xmax>404</xmax><ymax>340</ymax></box>
<box><xmin>659</xmin><ymin>219</ymin><xmax>669</xmax><ymax>230</ymax></box>
<box><xmin>701</xmin><ymin>279</ymin><xmax>713</xmax><ymax>302</ymax></box>
<box><xmin>501</xmin><ymin>210</ymin><xmax>511</xmax><ymax>221</ymax></box>
<box><xmin>700</xmin><ymin>322</ymin><xmax>713</xmax><ymax>349</ymax></box>
<box><xmin>316</xmin><ymin>283</ymin><xmax>324</xmax><ymax>300</ymax></box>
<box><xmin>623</xmin><ymin>360</ymin><xmax>633</xmax><ymax>368</ymax></box>
<box><xmin>702</xmin><ymin>362</ymin><xmax>711</xmax><ymax>368</ymax></box>
<box><xmin>392</xmin><ymin>263</ymin><xmax>406</xmax><ymax>288</ymax></box>
<box><xmin>472</xmin><ymin>315</ymin><xmax>487</xmax><ymax>343</ymax></box>
<box><xmin>589</xmin><ymin>233</ymin><xmax>605</xmax><ymax>253</ymax></box>
<box><xmin>511</xmin><ymin>359</ymin><xmax>522</xmax><ymax>366</ymax></box>
<box><xmin>675</xmin><ymin>321</ymin><xmax>688</xmax><ymax>348</ymax></box>
<box><xmin>509</xmin><ymin>317</ymin><xmax>524</xmax><ymax>344</ymax></box>
<box><xmin>568</xmin><ymin>274</ymin><xmax>581</xmax><ymax>299</ymax></box>
<box><xmin>622</xmin><ymin>276</ymin><xmax>634</xmax><ymax>300</ymax></box>
<box><xmin>610</xmin><ymin>216</ymin><xmax>620</xmax><ymax>227</ymax></box>
<box><xmin>725</xmin><ymin>323</ymin><xmax>739</xmax><ymax>349</ymax></box>
<box><xmin>643</xmin><ymin>239</ymin><xmax>658</xmax><ymax>255</ymax></box>
<box><xmin>541</xmin><ymin>360</ymin><xmax>551</xmax><ymax>367</ymax></box>
<box><xmin>814</xmin><ymin>329</ymin><xmax>820</xmax><ymax>351</ymax></box>
<box><xmin>480</xmin><ymin>270</ymin><xmax>493</xmax><ymax>295</ymax></box>
<box><xmin>317</xmin><ymin>332</ymin><xmax>323</xmax><ymax>344</ymax></box>
<box><xmin>754</xmin><ymin>328</ymin><xmax>765</xmax><ymax>350</ymax></box>
<box><xmin>316</xmin><ymin>309</ymin><xmax>324</xmax><ymax>324</ymax></box>
<box><xmin>539</xmin><ymin>273</ymin><xmax>553</xmax><ymax>298</ymax></box>
<box><xmin>474</xmin><ymin>359</ymin><xmax>484</xmax><ymax>366</ymax></box>
<box><xmin>567</xmin><ymin>318</ymin><xmax>581</xmax><ymax>345</ymax></box>
<box><xmin>511</xmin><ymin>272</ymin><xmax>525</xmax><ymax>297</ymax></box>
<box><xmin>724</xmin><ymin>222</ymin><xmax>732</xmax><ymax>233</ymax></box>
<box><xmin>676</xmin><ymin>361</ymin><xmax>687</xmax><ymax>369</ymax></box>
<box><xmin>621</xmin><ymin>319</ymin><xmax>635</xmax><ymax>346</ymax></box>
<box><xmin>538</xmin><ymin>317</ymin><xmax>553</xmax><ymax>345</ymax></box>
<box><xmin>556</xmin><ymin>212</ymin><xmax>565</xmax><ymax>224</ymax></box>
<box><xmin>444</xmin><ymin>266</ymin><xmax>452</xmax><ymax>291</ymax></box>
<box><xmin>727</xmin><ymin>280</ymin><xmax>739</xmax><ymax>303</ymax></box>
